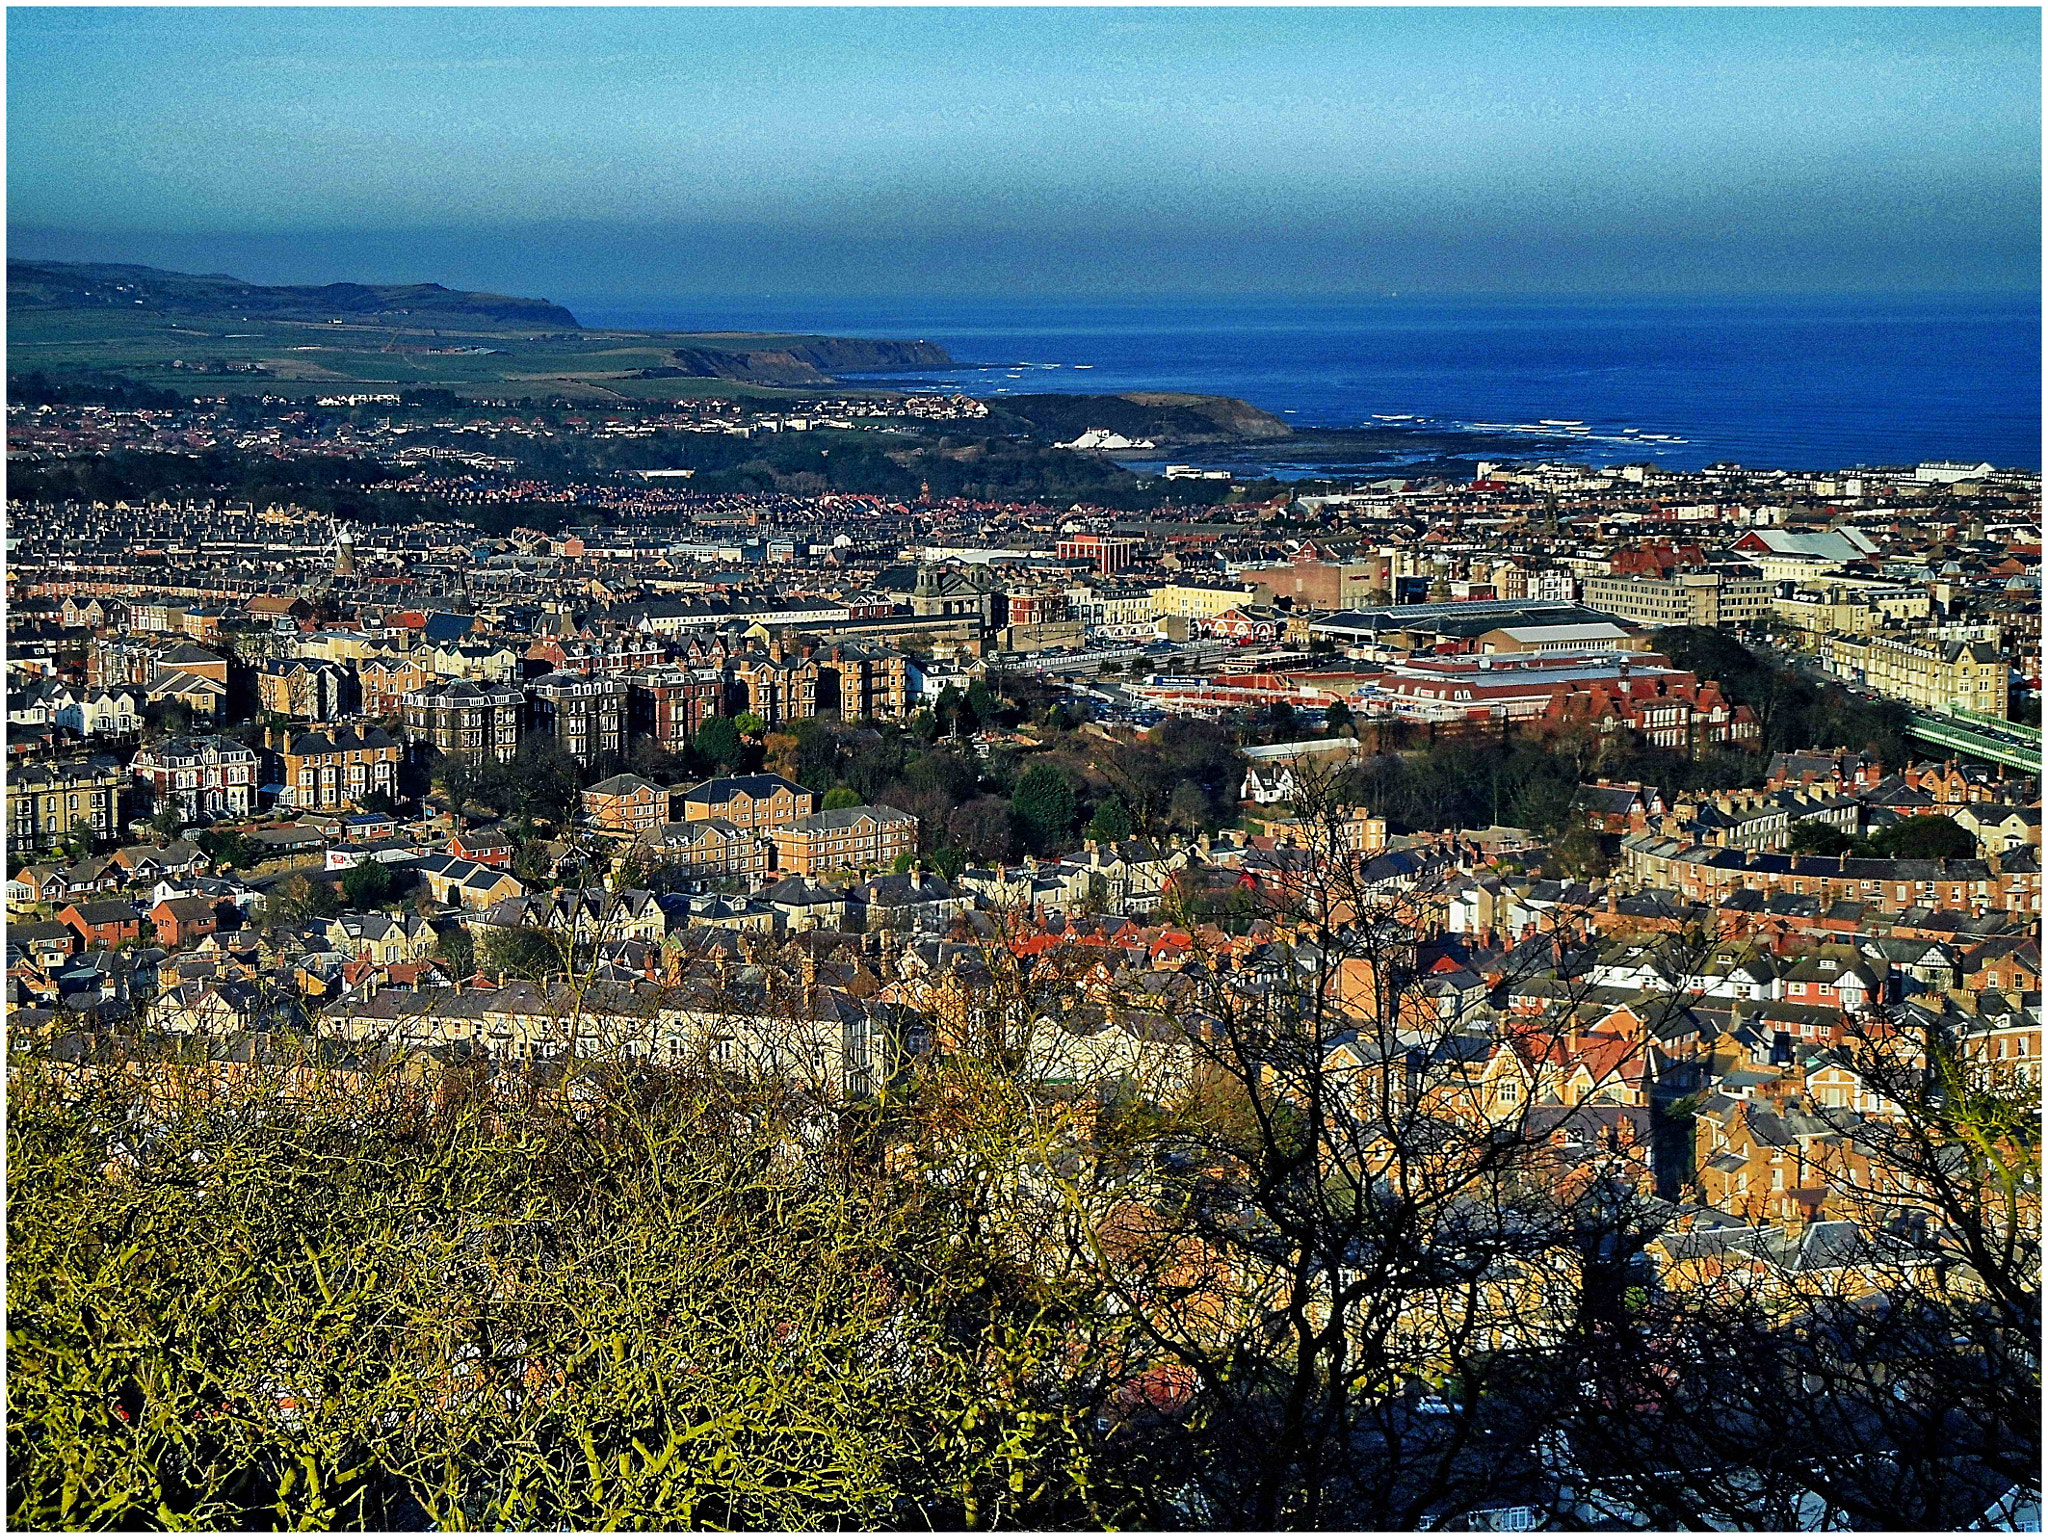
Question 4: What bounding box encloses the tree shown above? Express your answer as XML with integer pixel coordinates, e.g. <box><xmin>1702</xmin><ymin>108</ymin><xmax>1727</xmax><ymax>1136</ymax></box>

<box><xmin>822</xmin><ymin>786</ymin><xmax>861</xmax><ymax>811</ymax></box>
<box><xmin>734</xmin><ymin>712</ymin><xmax>767</xmax><ymax>741</ymax></box>
<box><xmin>432</xmin><ymin>751</ymin><xmax>486</xmax><ymax>818</ymax></box>
<box><xmin>1086</xmin><ymin>796</ymin><xmax>1134</xmax><ymax>844</ymax></box>
<box><xmin>1324</xmin><ymin>699</ymin><xmax>1353</xmax><ymax>735</ymax></box>
<box><xmin>1166</xmin><ymin>778</ymin><xmax>1213</xmax><ymax>833</ymax></box>
<box><xmin>270</xmin><ymin>873</ymin><xmax>343</xmax><ymax>925</ymax></box>
<box><xmin>1553</xmin><ymin>821</ymin><xmax>1613</xmax><ymax>880</ymax></box>
<box><xmin>50</xmin><ymin>825</ymin><xmax>94</xmax><ymax>865</ymax></box>
<box><xmin>493</xmin><ymin>739</ymin><xmax>580</xmax><ymax>823</ymax></box>
<box><xmin>340</xmin><ymin>857</ymin><xmax>394</xmax><ymax>908</ymax></box>
<box><xmin>196</xmin><ymin>829</ymin><xmax>263</xmax><ymax>873</ymax></box>
<box><xmin>1788</xmin><ymin>819</ymin><xmax>1856</xmax><ymax>856</ymax></box>
<box><xmin>6</xmin><ymin>1048</ymin><xmax>1145</xmax><ymax>1531</ymax></box>
<box><xmin>948</xmin><ymin>796</ymin><xmax>1019</xmax><ymax>863</ymax></box>
<box><xmin>694</xmin><ymin>715</ymin><xmax>744</xmax><ymax>772</ymax></box>
<box><xmin>1012</xmin><ymin>764</ymin><xmax>1077</xmax><ymax>854</ymax></box>
<box><xmin>432</xmin><ymin>925</ymin><xmax>474</xmax><ymax>979</ymax></box>
<box><xmin>479</xmin><ymin>925</ymin><xmax>564</xmax><ymax>981</ymax></box>
<box><xmin>1867</xmin><ymin>814</ymin><xmax>1975</xmax><ymax>861</ymax></box>
<box><xmin>147</xmin><ymin>804</ymin><xmax>185</xmax><ymax>841</ymax></box>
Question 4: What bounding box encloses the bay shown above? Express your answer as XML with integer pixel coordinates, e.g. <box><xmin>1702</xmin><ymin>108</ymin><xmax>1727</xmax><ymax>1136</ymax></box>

<box><xmin>567</xmin><ymin>293</ymin><xmax>2041</xmax><ymax>476</ymax></box>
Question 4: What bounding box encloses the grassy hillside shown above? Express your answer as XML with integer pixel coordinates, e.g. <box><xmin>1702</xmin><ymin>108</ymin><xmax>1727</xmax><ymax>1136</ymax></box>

<box><xmin>7</xmin><ymin>261</ymin><xmax>952</xmax><ymax>404</ymax></box>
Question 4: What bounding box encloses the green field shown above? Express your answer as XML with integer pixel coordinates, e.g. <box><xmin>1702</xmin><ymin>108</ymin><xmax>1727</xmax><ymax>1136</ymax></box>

<box><xmin>7</xmin><ymin>307</ymin><xmax>889</xmax><ymax>404</ymax></box>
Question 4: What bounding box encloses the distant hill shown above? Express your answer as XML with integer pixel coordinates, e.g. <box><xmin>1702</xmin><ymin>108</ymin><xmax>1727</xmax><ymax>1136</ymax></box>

<box><xmin>9</xmin><ymin>259</ymin><xmax>582</xmax><ymax>330</ymax></box>
<box><xmin>990</xmin><ymin>391</ymin><xmax>1292</xmax><ymax>444</ymax></box>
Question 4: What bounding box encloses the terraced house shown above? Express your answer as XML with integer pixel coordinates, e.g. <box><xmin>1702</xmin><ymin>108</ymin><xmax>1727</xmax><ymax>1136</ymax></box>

<box><xmin>256</xmin><ymin>657</ymin><xmax>354</xmax><ymax>721</ymax></box>
<box><xmin>276</xmin><ymin>721</ymin><xmax>400</xmax><ymax>811</ymax></box>
<box><xmin>678</xmin><ymin>773</ymin><xmax>813</xmax><ymax>832</ymax></box>
<box><xmin>7</xmin><ymin>758</ymin><xmax>125</xmax><ymax>855</ymax></box>
<box><xmin>770</xmin><ymin>804</ymin><xmax>919</xmax><ymax>876</ymax></box>
<box><xmin>582</xmin><ymin>773</ymin><xmax>668</xmax><ymax>833</ymax></box>
<box><xmin>638</xmin><ymin>818</ymin><xmax>772</xmax><ymax>879</ymax></box>
<box><xmin>1821</xmin><ymin>630</ymin><xmax>2010</xmax><ymax>717</ymax></box>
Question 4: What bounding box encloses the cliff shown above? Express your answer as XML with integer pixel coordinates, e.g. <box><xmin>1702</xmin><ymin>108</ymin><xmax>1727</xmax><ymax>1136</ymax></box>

<box><xmin>9</xmin><ymin>260</ymin><xmax>582</xmax><ymax>330</ymax></box>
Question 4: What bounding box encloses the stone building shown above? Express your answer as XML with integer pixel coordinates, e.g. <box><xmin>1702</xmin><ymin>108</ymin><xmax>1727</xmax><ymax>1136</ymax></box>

<box><xmin>277</xmin><ymin>721</ymin><xmax>401</xmax><ymax>811</ymax></box>
<box><xmin>526</xmin><ymin>672</ymin><xmax>627</xmax><ymax>764</ymax></box>
<box><xmin>7</xmin><ymin>758</ymin><xmax>126</xmax><ymax>855</ymax></box>
<box><xmin>402</xmin><ymin>678</ymin><xmax>523</xmax><ymax>764</ymax></box>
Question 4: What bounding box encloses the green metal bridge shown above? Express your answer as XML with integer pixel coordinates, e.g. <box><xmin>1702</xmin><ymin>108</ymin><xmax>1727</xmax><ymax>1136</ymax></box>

<box><xmin>1904</xmin><ymin>705</ymin><xmax>2040</xmax><ymax>775</ymax></box>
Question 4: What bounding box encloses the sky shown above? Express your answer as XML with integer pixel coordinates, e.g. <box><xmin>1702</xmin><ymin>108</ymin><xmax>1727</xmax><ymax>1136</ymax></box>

<box><xmin>8</xmin><ymin>7</ymin><xmax>2041</xmax><ymax>300</ymax></box>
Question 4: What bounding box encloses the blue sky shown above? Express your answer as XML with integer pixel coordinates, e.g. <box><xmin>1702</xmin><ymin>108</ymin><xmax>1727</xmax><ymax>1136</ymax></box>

<box><xmin>9</xmin><ymin>7</ymin><xmax>2040</xmax><ymax>297</ymax></box>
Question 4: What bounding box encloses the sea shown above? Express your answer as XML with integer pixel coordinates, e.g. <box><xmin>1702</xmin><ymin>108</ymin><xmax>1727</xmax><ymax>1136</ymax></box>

<box><xmin>568</xmin><ymin>293</ymin><xmax>2042</xmax><ymax>478</ymax></box>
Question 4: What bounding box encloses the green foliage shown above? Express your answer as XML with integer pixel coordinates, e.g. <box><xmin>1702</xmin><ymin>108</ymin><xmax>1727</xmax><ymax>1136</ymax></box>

<box><xmin>432</xmin><ymin>926</ymin><xmax>474</xmax><ymax>979</ymax></box>
<box><xmin>270</xmin><ymin>874</ymin><xmax>343</xmax><ymax>926</ymax></box>
<box><xmin>733</xmin><ymin>712</ymin><xmax>767</xmax><ymax>740</ymax></box>
<box><xmin>1865</xmin><ymin>814</ymin><xmax>1976</xmax><ymax>861</ymax></box>
<box><xmin>51</xmin><ymin>825</ymin><xmax>95</xmax><ymax>865</ymax></box>
<box><xmin>1788</xmin><ymin>814</ymin><xmax>1975</xmax><ymax>862</ymax></box>
<box><xmin>1011</xmin><ymin>765</ymin><xmax>1077</xmax><ymax>855</ymax></box>
<box><xmin>1085</xmin><ymin>797</ymin><xmax>1134</xmax><ymax>844</ymax></box>
<box><xmin>822</xmin><ymin>787</ymin><xmax>862</xmax><ymax>812</ymax></box>
<box><xmin>1789</xmin><ymin>820</ymin><xmax>1856</xmax><ymax>856</ymax></box>
<box><xmin>438</xmin><ymin>742</ymin><xmax>581</xmax><ymax>824</ymax></box>
<box><xmin>790</xmin><ymin>719</ymin><xmax>842</xmax><ymax>793</ymax></box>
<box><xmin>1324</xmin><ymin>699</ymin><xmax>1353</xmax><ymax>734</ymax></box>
<box><xmin>693</xmin><ymin>715</ymin><xmax>744</xmax><ymax>772</ymax></box>
<box><xmin>340</xmin><ymin>858</ymin><xmax>394</xmax><ymax>909</ymax></box>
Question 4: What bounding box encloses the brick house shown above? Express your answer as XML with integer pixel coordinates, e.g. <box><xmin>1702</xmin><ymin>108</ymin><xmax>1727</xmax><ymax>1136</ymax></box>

<box><xmin>277</xmin><ymin>722</ymin><xmax>401</xmax><ymax>811</ymax></box>
<box><xmin>449</xmin><ymin>828</ymin><xmax>516</xmax><ymax>867</ymax></box>
<box><xmin>58</xmin><ymin>899</ymin><xmax>145</xmax><ymax>949</ymax></box>
<box><xmin>640</xmin><ymin>818</ymin><xmax>771</xmax><ymax>879</ymax></box>
<box><xmin>769</xmin><ymin>804</ymin><xmax>919</xmax><ymax>876</ymax></box>
<box><xmin>678</xmin><ymin>774</ymin><xmax>814</xmax><ymax>833</ymax></box>
<box><xmin>582</xmin><ymin>774</ymin><xmax>669</xmax><ymax>833</ymax></box>
<box><xmin>151</xmin><ymin>894</ymin><xmax>224</xmax><ymax>949</ymax></box>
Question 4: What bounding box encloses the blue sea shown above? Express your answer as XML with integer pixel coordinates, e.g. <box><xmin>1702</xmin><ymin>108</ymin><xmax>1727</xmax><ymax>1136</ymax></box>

<box><xmin>569</xmin><ymin>293</ymin><xmax>2041</xmax><ymax>476</ymax></box>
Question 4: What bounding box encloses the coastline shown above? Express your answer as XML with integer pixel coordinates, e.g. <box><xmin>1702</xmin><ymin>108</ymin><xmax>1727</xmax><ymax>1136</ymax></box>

<box><xmin>578</xmin><ymin>291</ymin><xmax>2042</xmax><ymax>476</ymax></box>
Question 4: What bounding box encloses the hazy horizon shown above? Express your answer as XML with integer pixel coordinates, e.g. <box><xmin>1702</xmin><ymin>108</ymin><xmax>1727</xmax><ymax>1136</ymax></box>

<box><xmin>10</xmin><ymin>8</ymin><xmax>2039</xmax><ymax>303</ymax></box>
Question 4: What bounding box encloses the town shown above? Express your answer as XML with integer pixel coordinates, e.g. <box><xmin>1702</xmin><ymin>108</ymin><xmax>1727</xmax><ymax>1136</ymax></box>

<box><xmin>9</xmin><ymin>381</ymin><xmax>2041</xmax><ymax>1530</ymax></box>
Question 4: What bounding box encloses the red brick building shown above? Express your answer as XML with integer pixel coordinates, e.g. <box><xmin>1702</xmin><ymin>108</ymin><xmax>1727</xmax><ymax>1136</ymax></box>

<box><xmin>58</xmin><ymin>899</ymin><xmax>144</xmax><ymax>949</ymax></box>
